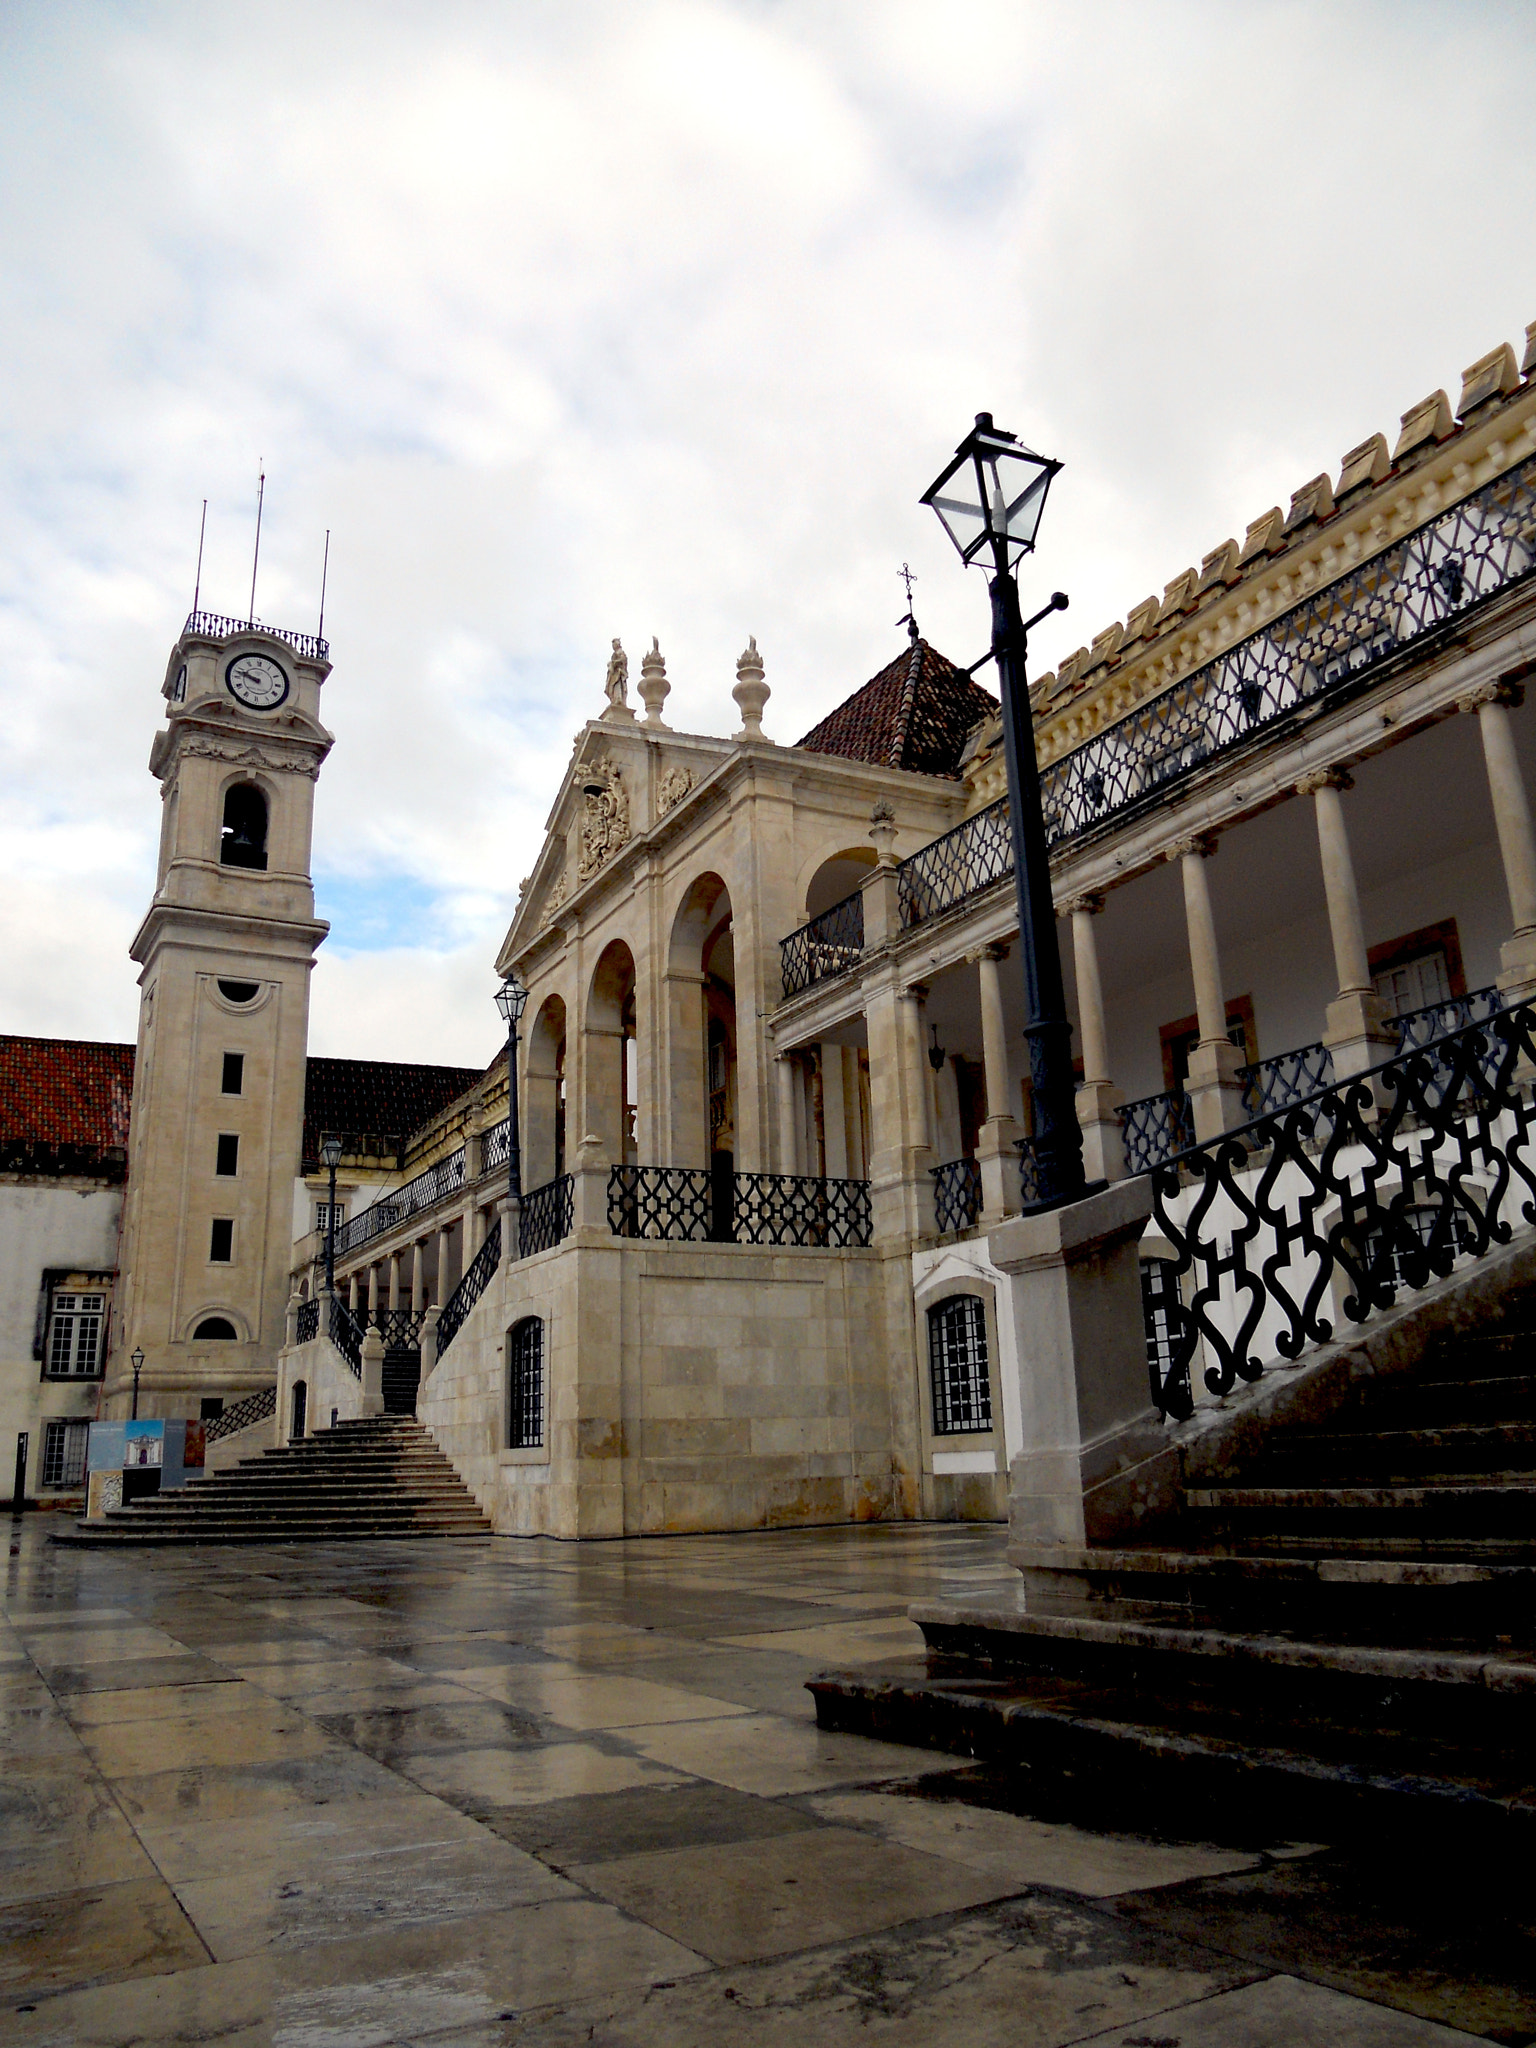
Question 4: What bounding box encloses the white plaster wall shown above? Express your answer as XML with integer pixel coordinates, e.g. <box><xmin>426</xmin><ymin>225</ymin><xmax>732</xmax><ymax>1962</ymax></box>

<box><xmin>0</xmin><ymin>1182</ymin><xmax>122</xmax><ymax>1497</ymax></box>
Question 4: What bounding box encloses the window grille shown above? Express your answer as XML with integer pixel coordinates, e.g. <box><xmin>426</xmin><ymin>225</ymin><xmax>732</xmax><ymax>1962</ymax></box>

<box><xmin>47</xmin><ymin>1293</ymin><xmax>104</xmax><ymax>1377</ymax></box>
<box><xmin>927</xmin><ymin>1295</ymin><xmax>992</xmax><ymax>1436</ymax></box>
<box><xmin>509</xmin><ymin>1318</ymin><xmax>544</xmax><ymax>1449</ymax></box>
<box><xmin>1363</xmin><ymin>1204</ymin><xmax>1477</xmax><ymax>1293</ymax></box>
<box><xmin>41</xmin><ymin>1419</ymin><xmax>89</xmax><ymax>1488</ymax></box>
<box><xmin>1141</xmin><ymin>1259</ymin><xmax>1180</xmax><ymax>1398</ymax></box>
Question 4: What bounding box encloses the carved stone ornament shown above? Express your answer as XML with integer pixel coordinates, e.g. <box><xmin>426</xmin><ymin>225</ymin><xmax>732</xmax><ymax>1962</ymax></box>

<box><xmin>542</xmin><ymin>868</ymin><xmax>570</xmax><ymax>923</ymax></box>
<box><xmin>178</xmin><ymin>736</ymin><xmax>320</xmax><ymax>780</ymax></box>
<box><xmin>658</xmin><ymin>764</ymin><xmax>694</xmax><ymax>814</ymax></box>
<box><xmin>602</xmin><ymin>639</ymin><xmax>635</xmax><ymax>721</ymax></box>
<box><xmin>578</xmin><ymin>757</ymin><xmax>630</xmax><ymax>880</ymax></box>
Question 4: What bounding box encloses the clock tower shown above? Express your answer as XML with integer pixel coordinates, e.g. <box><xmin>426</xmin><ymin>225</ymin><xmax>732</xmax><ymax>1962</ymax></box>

<box><xmin>112</xmin><ymin>613</ymin><xmax>333</xmax><ymax>1419</ymax></box>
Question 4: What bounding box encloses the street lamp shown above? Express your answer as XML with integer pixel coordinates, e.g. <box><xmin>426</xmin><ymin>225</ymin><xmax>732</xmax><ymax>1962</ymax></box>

<box><xmin>130</xmin><ymin>1346</ymin><xmax>145</xmax><ymax>1421</ymax></box>
<box><xmin>320</xmin><ymin>1133</ymin><xmax>343</xmax><ymax>1293</ymax></box>
<box><xmin>494</xmin><ymin>973</ymin><xmax>529</xmax><ymax>1207</ymax></box>
<box><xmin>922</xmin><ymin>412</ymin><xmax>1084</xmax><ymax>1212</ymax></box>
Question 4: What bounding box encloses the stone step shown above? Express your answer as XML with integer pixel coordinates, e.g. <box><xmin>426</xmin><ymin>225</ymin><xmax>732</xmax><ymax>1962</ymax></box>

<box><xmin>1185</xmin><ymin>1483</ymin><xmax>1536</xmax><ymax>1536</ymax></box>
<box><xmin>1367</xmin><ymin>1373</ymin><xmax>1536</xmax><ymax>1425</ymax></box>
<box><xmin>1260</xmin><ymin>1423</ymin><xmax>1536</xmax><ymax>1475</ymax></box>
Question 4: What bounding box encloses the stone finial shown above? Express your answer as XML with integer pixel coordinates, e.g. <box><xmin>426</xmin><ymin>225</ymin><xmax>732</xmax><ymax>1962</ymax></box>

<box><xmin>868</xmin><ymin>797</ymin><xmax>898</xmax><ymax>866</ymax></box>
<box><xmin>1284</xmin><ymin>474</ymin><xmax>1335</xmax><ymax>534</ymax></box>
<box><xmin>1238</xmin><ymin>508</ymin><xmax>1285</xmax><ymax>564</ymax></box>
<box><xmin>602</xmin><ymin>638</ymin><xmax>635</xmax><ymax>722</ymax></box>
<box><xmin>1393</xmin><ymin>390</ymin><xmax>1453</xmax><ymax>461</ymax></box>
<box><xmin>639</xmin><ymin>637</ymin><xmax>671</xmax><ymax>727</ymax></box>
<box><xmin>1459</xmin><ymin>342</ymin><xmax>1520</xmax><ymax>419</ymax></box>
<box><xmin>1522</xmin><ymin>322</ymin><xmax>1536</xmax><ymax>381</ymax></box>
<box><xmin>732</xmin><ymin>635</ymin><xmax>769</xmax><ymax>740</ymax></box>
<box><xmin>1197</xmin><ymin>541</ymin><xmax>1240</xmax><ymax>594</ymax></box>
<box><xmin>1336</xmin><ymin>434</ymin><xmax>1390</xmax><ymax>500</ymax></box>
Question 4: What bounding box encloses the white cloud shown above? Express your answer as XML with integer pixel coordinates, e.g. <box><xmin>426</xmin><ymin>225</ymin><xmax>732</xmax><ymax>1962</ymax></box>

<box><xmin>1</xmin><ymin>0</ymin><xmax>1533</xmax><ymax>1060</ymax></box>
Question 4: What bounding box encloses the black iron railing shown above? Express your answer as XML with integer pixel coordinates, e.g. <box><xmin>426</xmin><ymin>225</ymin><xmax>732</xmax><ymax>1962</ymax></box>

<box><xmin>520</xmin><ymin>1174</ymin><xmax>574</xmax><ymax>1257</ymax></box>
<box><xmin>1120</xmin><ymin>1088</ymin><xmax>1196</xmax><ymax>1174</ymax></box>
<box><xmin>1238</xmin><ymin>1041</ymin><xmax>1335</xmax><ymax>1118</ymax></box>
<box><xmin>779</xmin><ymin>890</ymin><xmax>865</xmax><ymax>999</ymax></box>
<box><xmin>1148</xmin><ymin>1005</ymin><xmax>1536</xmax><ymax>1422</ymax></box>
<box><xmin>294</xmin><ymin>1298</ymin><xmax>320</xmax><ymax>1345</ymax></box>
<box><xmin>372</xmin><ymin>1307</ymin><xmax>423</xmax><ymax>1349</ymax></box>
<box><xmin>483</xmin><ymin>1118</ymin><xmax>511</xmax><ymax>1176</ymax></box>
<box><xmin>329</xmin><ymin>1294</ymin><xmax>365</xmax><ymax>1375</ymax></box>
<box><xmin>184</xmin><ymin>610</ymin><xmax>329</xmax><ymax>662</ymax></box>
<box><xmin>608</xmin><ymin>1165</ymin><xmax>872</xmax><ymax>1247</ymax></box>
<box><xmin>1391</xmin><ymin>985</ymin><xmax>1504</xmax><ymax>1051</ymax></box>
<box><xmin>775</xmin><ymin>452</ymin><xmax>1536</xmax><ymax>991</ymax></box>
<box><xmin>931</xmin><ymin>1157</ymin><xmax>982</xmax><ymax>1235</ymax></box>
<box><xmin>899</xmin><ymin>802</ymin><xmax>1013</xmax><ymax>930</ymax></box>
<box><xmin>333</xmin><ymin>1145</ymin><xmax>466</xmax><ymax>1260</ymax></box>
<box><xmin>205</xmin><ymin>1385</ymin><xmax>277</xmax><ymax>1443</ymax></box>
<box><xmin>436</xmin><ymin>1217</ymin><xmax>501</xmax><ymax>1359</ymax></box>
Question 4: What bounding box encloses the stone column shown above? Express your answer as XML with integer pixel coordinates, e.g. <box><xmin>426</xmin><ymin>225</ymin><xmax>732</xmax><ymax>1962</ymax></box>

<box><xmin>776</xmin><ymin>1055</ymin><xmax>800</xmax><ymax>1177</ymax></box>
<box><xmin>793</xmin><ymin>1059</ymin><xmax>810</xmax><ymax>1177</ymax></box>
<box><xmin>410</xmin><ymin>1240</ymin><xmax>425</xmax><ymax>1313</ymax></box>
<box><xmin>843</xmin><ymin>1048</ymin><xmax>867</xmax><ymax>1179</ymax></box>
<box><xmin>662</xmin><ymin>969</ymin><xmax>708</xmax><ymax>1169</ymax></box>
<box><xmin>388</xmin><ymin>1250</ymin><xmax>402</xmax><ymax>1312</ymax></box>
<box><xmin>1067</xmin><ymin>900</ymin><xmax>1125</xmax><ymax>1182</ymax></box>
<box><xmin>347</xmin><ymin>1273</ymin><xmax>359</xmax><ymax>1315</ymax></box>
<box><xmin>820</xmin><ymin>1043</ymin><xmax>849</xmax><ymax>1179</ymax></box>
<box><xmin>367</xmin><ymin>1263</ymin><xmax>379</xmax><ymax>1322</ymax></box>
<box><xmin>1173</xmin><ymin>837</ymin><xmax>1244</xmax><ymax>1139</ymax></box>
<box><xmin>1300</xmin><ymin>767</ymin><xmax>1396</xmax><ymax>1079</ymax></box>
<box><xmin>862</xmin><ymin>975</ymin><xmax>937</xmax><ymax>1242</ymax></box>
<box><xmin>436</xmin><ymin>1222</ymin><xmax>453</xmax><ymax>1303</ymax></box>
<box><xmin>1463</xmin><ymin>680</ymin><xmax>1536</xmax><ymax>997</ymax></box>
<box><xmin>973</xmin><ymin>943</ymin><xmax>1022</xmax><ymax>1223</ymax></box>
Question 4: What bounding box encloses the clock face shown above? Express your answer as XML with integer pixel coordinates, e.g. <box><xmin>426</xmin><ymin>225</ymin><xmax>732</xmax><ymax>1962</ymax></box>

<box><xmin>226</xmin><ymin>652</ymin><xmax>289</xmax><ymax>710</ymax></box>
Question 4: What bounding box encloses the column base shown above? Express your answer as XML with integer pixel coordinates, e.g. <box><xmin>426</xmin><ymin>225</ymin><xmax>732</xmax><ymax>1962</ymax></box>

<box><xmin>1323</xmin><ymin>989</ymin><xmax>1398</xmax><ymax>1082</ymax></box>
<box><xmin>869</xmin><ymin>1147</ymin><xmax>937</xmax><ymax>1245</ymax></box>
<box><xmin>1186</xmin><ymin>1037</ymin><xmax>1247</xmax><ymax>1142</ymax></box>
<box><xmin>976</xmin><ymin>1117</ymin><xmax>1022</xmax><ymax>1225</ymax></box>
<box><xmin>1073</xmin><ymin>1080</ymin><xmax>1126</xmax><ymax>1182</ymax></box>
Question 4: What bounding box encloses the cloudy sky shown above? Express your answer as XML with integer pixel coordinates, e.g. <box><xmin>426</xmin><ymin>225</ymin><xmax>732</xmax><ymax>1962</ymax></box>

<box><xmin>2</xmin><ymin>0</ymin><xmax>1532</xmax><ymax>1069</ymax></box>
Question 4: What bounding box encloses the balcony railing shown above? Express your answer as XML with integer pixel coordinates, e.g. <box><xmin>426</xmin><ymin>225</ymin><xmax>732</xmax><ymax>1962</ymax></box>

<box><xmin>483</xmin><ymin>1118</ymin><xmax>511</xmax><ymax>1176</ymax></box>
<box><xmin>780</xmin><ymin>890</ymin><xmax>865</xmax><ymax>999</ymax></box>
<box><xmin>183</xmin><ymin>610</ymin><xmax>329</xmax><ymax>662</ymax></box>
<box><xmin>1120</xmin><ymin>1088</ymin><xmax>1196</xmax><ymax>1175</ymax></box>
<box><xmin>1238</xmin><ymin>1041</ymin><xmax>1335</xmax><ymax>1118</ymax></box>
<box><xmin>609</xmin><ymin>1165</ymin><xmax>872</xmax><ymax>1247</ymax></box>
<box><xmin>334</xmin><ymin>1145</ymin><xmax>467</xmax><ymax>1261</ymax></box>
<box><xmin>520</xmin><ymin>1174</ymin><xmax>574</xmax><ymax>1258</ymax></box>
<box><xmin>329</xmin><ymin>1294</ymin><xmax>365</xmax><ymax>1375</ymax></box>
<box><xmin>776</xmin><ymin>450</ymin><xmax>1536</xmax><ymax>993</ymax></box>
<box><xmin>931</xmin><ymin>1157</ymin><xmax>982</xmax><ymax>1235</ymax></box>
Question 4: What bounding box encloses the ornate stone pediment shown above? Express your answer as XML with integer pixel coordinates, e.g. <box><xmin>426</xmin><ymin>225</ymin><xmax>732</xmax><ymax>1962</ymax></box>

<box><xmin>578</xmin><ymin>756</ymin><xmax>630</xmax><ymax>880</ymax></box>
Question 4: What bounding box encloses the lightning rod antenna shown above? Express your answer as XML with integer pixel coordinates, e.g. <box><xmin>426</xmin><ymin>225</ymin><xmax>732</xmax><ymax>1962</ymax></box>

<box><xmin>318</xmin><ymin>528</ymin><xmax>330</xmax><ymax>643</ymax></box>
<box><xmin>247</xmin><ymin>465</ymin><xmax>265</xmax><ymax>626</ymax></box>
<box><xmin>192</xmin><ymin>499</ymin><xmax>207</xmax><ymax>618</ymax></box>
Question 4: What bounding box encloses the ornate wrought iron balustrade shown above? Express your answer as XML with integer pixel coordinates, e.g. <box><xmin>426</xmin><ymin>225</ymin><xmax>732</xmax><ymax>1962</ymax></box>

<box><xmin>294</xmin><ymin>1298</ymin><xmax>320</xmax><ymax>1346</ymax></box>
<box><xmin>1238</xmin><ymin>1041</ymin><xmax>1335</xmax><ymax>1118</ymax></box>
<box><xmin>931</xmin><ymin>1157</ymin><xmax>983</xmax><ymax>1235</ymax></box>
<box><xmin>1391</xmin><ymin>984</ymin><xmax>1504</xmax><ymax>1051</ymax></box>
<box><xmin>204</xmin><ymin>1385</ymin><xmax>277</xmax><ymax>1443</ymax></box>
<box><xmin>482</xmin><ymin>1118</ymin><xmax>511</xmax><ymax>1176</ymax></box>
<box><xmin>608</xmin><ymin>1164</ymin><xmax>872</xmax><ymax>1246</ymax></box>
<box><xmin>1120</xmin><ymin>1088</ymin><xmax>1196</xmax><ymax>1174</ymax></box>
<box><xmin>898</xmin><ymin>801</ymin><xmax>1013</xmax><ymax>929</ymax></box>
<box><xmin>772</xmin><ymin>452</ymin><xmax>1536</xmax><ymax>994</ymax></box>
<box><xmin>328</xmin><ymin>1294</ymin><xmax>364</xmax><ymax>1375</ymax></box>
<box><xmin>333</xmin><ymin>1145</ymin><xmax>467</xmax><ymax>1260</ymax></box>
<box><xmin>372</xmin><ymin>1307</ymin><xmax>423</xmax><ymax>1350</ymax></box>
<box><xmin>733</xmin><ymin>1171</ymin><xmax>872</xmax><ymax>1247</ymax></box>
<box><xmin>436</xmin><ymin>1216</ymin><xmax>502</xmax><ymax>1359</ymax></box>
<box><xmin>779</xmin><ymin>890</ymin><xmax>865</xmax><ymax>1000</ymax></box>
<box><xmin>1148</xmin><ymin>1005</ymin><xmax>1536</xmax><ymax>1423</ymax></box>
<box><xmin>519</xmin><ymin>1174</ymin><xmax>574</xmax><ymax>1258</ymax></box>
<box><xmin>183</xmin><ymin>610</ymin><xmax>329</xmax><ymax>661</ymax></box>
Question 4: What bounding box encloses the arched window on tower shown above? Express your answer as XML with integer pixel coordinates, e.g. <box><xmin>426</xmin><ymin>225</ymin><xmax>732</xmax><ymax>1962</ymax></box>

<box><xmin>220</xmin><ymin>784</ymin><xmax>268</xmax><ymax>870</ymax></box>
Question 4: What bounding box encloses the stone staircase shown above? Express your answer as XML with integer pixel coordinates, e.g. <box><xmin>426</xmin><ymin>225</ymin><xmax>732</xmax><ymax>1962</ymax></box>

<box><xmin>813</xmin><ymin>1289</ymin><xmax>1536</xmax><ymax>1844</ymax></box>
<box><xmin>60</xmin><ymin>1418</ymin><xmax>491</xmax><ymax>1546</ymax></box>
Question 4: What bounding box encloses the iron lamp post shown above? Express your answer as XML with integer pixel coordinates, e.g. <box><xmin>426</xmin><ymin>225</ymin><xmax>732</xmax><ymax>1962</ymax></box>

<box><xmin>320</xmin><ymin>1133</ymin><xmax>343</xmax><ymax>1293</ymax></box>
<box><xmin>130</xmin><ymin>1346</ymin><xmax>145</xmax><ymax>1422</ymax></box>
<box><xmin>495</xmin><ymin>973</ymin><xmax>529</xmax><ymax>1207</ymax></box>
<box><xmin>921</xmin><ymin>411</ymin><xmax>1084</xmax><ymax>1212</ymax></box>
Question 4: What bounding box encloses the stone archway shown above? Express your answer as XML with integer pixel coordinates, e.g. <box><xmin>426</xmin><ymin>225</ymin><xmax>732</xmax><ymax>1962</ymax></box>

<box><xmin>586</xmin><ymin>941</ymin><xmax>637</xmax><ymax>1165</ymax></box>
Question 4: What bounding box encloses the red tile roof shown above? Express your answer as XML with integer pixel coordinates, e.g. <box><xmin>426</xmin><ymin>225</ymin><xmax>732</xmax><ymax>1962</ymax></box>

<box><xmin>301</xmin><ymin>1056</ymin><xmax>485</xmax><ymax>1172</ymax></box>
<box><xmin>0</xmin><ymin>1036</ymin><xmax>136</xmax><ymax>1181</ymax></box>
<box><xmin>794</xmin><ymin>636</ymin><xmax>997</xmax><ymax>779</ymax></box>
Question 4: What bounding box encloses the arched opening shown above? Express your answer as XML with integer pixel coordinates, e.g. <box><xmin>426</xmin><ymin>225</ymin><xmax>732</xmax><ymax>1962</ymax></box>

<box><xmin>668</xmin><ymin>874</ymin><xmax>734</xmax><ymax>1174</ymax></box>
<box><xmin>220</xmin><ymin>783</ymin><xmax>269</xmax><ymax>870</ymax></box>
<box><xmin>192</xmin><ymin>1317</ymin><xmax>238</xmax><ymax>1340</ymax></box>
<box><xmin>289</xmin><ymin>1378</ymin><xmax>308</xmax><ymax>1442</ymax></box>
<box><xmin>805</xmin><ymin>847</ymin><xmax>877</xmax><ymax>920</ymax></box>
<box><xmin>586</xmin><ymin>941</ymin><xmax>638</xmax><ymax>1165</ymax></box>
<box><xmin>526</xmin><ymin>996</ymin><xmax>568</xmax><ymax>1187</ymax></box>
<box><xmin>508</xmin><ymin>1317</ymin><xmax>544</xmax><ymax>1449</ymax></box>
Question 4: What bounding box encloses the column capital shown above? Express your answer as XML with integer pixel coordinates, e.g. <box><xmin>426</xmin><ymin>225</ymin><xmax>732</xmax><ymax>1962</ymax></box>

<box><xmin>899</xmin><ymin>981</ymin><xmax>930</xmax><ymax>1004</ymax></box>
<box><xmin>965</xmin><ymin>940</ymin><xmax>1012</xmax><ymax>965</ymax></box>
<box><xmin>1166</xmin><ymin>832</ymin><xmax>1219</xmax><ymax>863</ymax></box>
<box><xmin>1458</xmin><ymin>678</ymin><xmax>1526</xmax><ymax>715</ymax></box>
<box><xmin>1063</xmin><ymin>893</ymin><xmax>1106</xmax><ymax>918</ymax></box>
<box><xmin>1295</xmin><ymin>765</ymin><xmax>1353</xmax><ymax>796</ymax></box>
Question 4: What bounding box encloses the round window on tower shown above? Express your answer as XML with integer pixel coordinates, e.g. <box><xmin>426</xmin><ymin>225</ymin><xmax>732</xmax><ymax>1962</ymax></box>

<box><xmin>193</xmin><ymin>1317</ymin><xmax>238</xmax><ymax>1340</ymax></box>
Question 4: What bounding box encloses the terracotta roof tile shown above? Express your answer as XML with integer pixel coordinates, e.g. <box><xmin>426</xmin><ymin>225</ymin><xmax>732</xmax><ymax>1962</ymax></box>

<box><xmin>794</xmin><ymin>638</ymin><xmax>996</xmax><ymax>779</ymax></box>
<box><xmin>0</xmin><ymin>1036</ymin><xmax>136</xmax><ymax>1181</ymax></box>
<box><xmin>301</xmin><ymin>1056</ymin><xmax>484</xmax><ymax>1172</ymax></box>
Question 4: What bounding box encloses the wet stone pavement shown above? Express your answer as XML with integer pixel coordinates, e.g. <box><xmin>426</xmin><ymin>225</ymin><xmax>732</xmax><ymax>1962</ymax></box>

<box><xmin>0</xmin><ymin>1516</ymin><xmax>1530</xmax><ymax>2046</ymax></box>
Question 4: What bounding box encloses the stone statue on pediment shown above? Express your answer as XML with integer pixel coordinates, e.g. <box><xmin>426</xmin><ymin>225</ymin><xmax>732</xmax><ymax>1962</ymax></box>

<box><xmin>604</xmin><ymin>639</ymin><xmax>630</xmax><ymax>715</ymax></box>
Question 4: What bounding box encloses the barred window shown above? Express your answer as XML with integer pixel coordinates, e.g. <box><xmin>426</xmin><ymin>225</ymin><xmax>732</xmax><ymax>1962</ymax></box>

<box><xmin>509</xmin><ymin>1318</ymin><xmax>544</xmax><ymax>1450</ymax></box>
<box><xmin>927</xmin><ymin>1295</ymin><xmax>992</xmax><ymax>1435</ymax></box>
<box><xmin>41</xmin><ymin>1419</ymin><xmax>89</xmax><ymax>1488</ymax></box>
<box><xmin>1141</xmin><ymin>1259</ymin><xmax>1180</xmax><ymax>1390</ymax></box>
<box><xmin>47</xmin><ymin>1293</ymin><xmax>105</xmax><ymax>1377</ymax></box>
<box><xmin>1364</xmin><ymin>1204</ymin><xmax>1476</xmax><ymax>1291</ymax></box>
